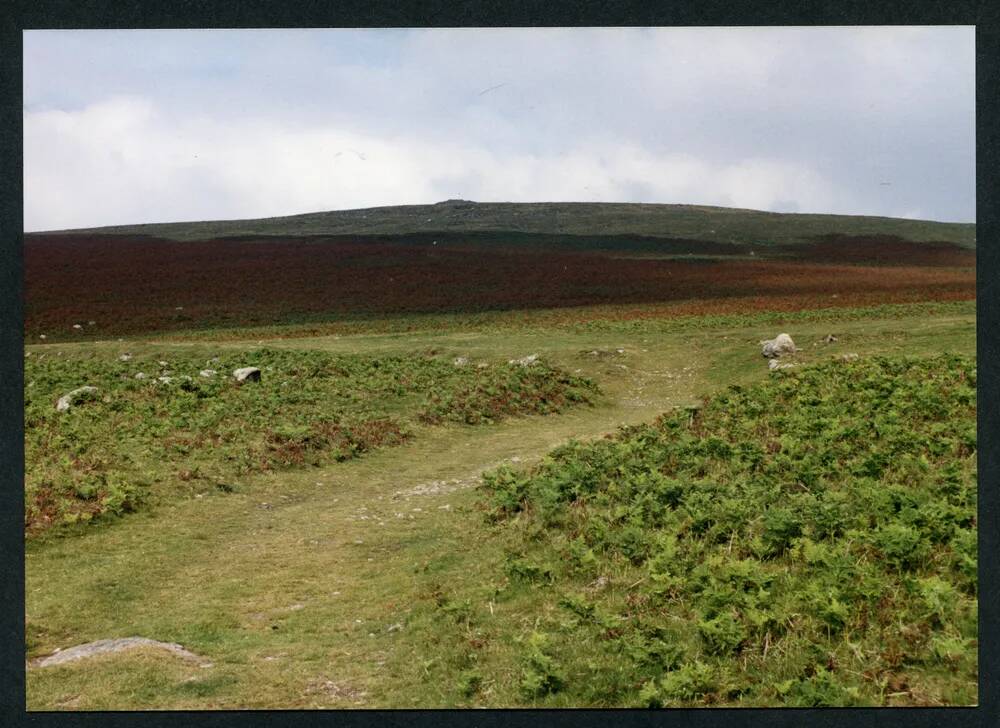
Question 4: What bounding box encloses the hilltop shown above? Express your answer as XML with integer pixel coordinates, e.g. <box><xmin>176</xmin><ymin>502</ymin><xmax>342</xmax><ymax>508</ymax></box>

<box><xmin>37</xmin><ymin>200</ymin><xmax>976</xmax><ymax>248</ymax></box>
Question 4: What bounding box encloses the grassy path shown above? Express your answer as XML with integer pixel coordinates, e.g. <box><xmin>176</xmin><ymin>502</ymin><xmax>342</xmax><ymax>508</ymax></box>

<box><xmin>25</xmin><ymin>310</ymin><xmax>975</xmax><ymax>708</ymax></box>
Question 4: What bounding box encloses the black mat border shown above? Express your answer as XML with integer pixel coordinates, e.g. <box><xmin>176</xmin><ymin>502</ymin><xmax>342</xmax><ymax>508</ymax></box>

<box><xmin>1</xmin><ymin>2</ymin><xmax>995</xmax><ymax>727</ymax></box>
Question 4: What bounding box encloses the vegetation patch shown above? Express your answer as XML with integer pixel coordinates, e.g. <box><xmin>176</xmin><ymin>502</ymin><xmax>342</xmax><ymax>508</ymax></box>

<box><xmin>481</xmin><ymin>354</ymin><xmax>977</xmax><ymax>706</ymax></box>
<box><xmin>24</xmin><ymin>348</ymin><xmax>597</xmax><ymax>535</ymax></box>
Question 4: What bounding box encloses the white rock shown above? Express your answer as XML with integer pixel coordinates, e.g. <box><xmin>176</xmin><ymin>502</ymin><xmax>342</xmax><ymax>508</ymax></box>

<box><xmin>119</xmin><ymin>353</ymin><xmax>132</xmax><ymax>361</ymax></box>
<box><xmin>453</xmin><ymin>356</ymin><xmax>469</xmax><ymax>367</ymax></box>
<box><xmin>158</xmin><ymin>376</ymin><xmax>172</xmax><ymax>384</ymax></box>
<box><xmin>769</xmin><ymin>359</ymin><xmax>796</xmax><ymax>371</ymax></box>
<box><xmin>72</xmin><ymin>324</ymin><xmax>83</xmax><ymax>330</ymax></box>
<box><xmin>158</xmin><ymin>360</ymin><xmax>169</xmax><ymax>367</ymax></box>
<box><xmin>840</xmin><ymin>352</ymin><xmax>859</xmax><ymax>361</ymax></box>
<box><xmin>38</xmin><ymin>334</ymin><xmax>46</xmax><ymax>340</ymax></box>
<box><xmin>199</xmin><ymin>369</ymin><xmax>216</xmax><ymax>377</ymax></box>
<box><xmin>233</xmin><ymin>367</ymin><xmax>262</xmax><ymax>383</ymax></box>
<box><xmin>760</xmin><ymin>333</ymin><xmax>796</xmax><ymax>359</ymax></box>
<box><xmin>55</xmin><ymin>386</ymin><xmax>99</xmax><ymax>413</ymax></box>
<box><xmin>134</xmin><ymin>372</ymin><xmax>146</xmax><ymax>379</ymax></box>
<box><xmin>509</xmin><ymin>353</ymin><xmax>540</xmax><ymax>366</ymax></box>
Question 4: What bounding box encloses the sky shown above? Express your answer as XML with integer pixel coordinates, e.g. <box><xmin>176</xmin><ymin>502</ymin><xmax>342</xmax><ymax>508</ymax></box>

<box><xmin>23</xmin><ymin>27</ymin><xmax>975</xmax><ymax>231</ymax></box>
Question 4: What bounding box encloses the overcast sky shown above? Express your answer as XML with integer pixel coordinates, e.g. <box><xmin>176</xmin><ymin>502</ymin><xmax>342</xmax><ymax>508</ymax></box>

<box><xmin>23</xmin><ymin>27</ymin><xmax>975</xmax><ymax>231</ymax></box>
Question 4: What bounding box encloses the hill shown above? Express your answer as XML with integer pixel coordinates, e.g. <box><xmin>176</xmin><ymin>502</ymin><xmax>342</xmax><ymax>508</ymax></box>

<box><xmin>37</xmin><ymin>200</ymin><xmax>976</xmax><ymax>248</ymax></box>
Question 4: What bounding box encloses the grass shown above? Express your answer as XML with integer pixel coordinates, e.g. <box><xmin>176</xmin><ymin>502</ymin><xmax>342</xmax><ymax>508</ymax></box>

<box><xmin>38</xmin><ymin>200</ymin><xmax>976</xmax><ymax>247</ymax></box>
<box><xmin>24</xmin><ymin>303</ymin><xmax>976</xmax><ymax>709</ymax></box>
<box><xmin>480</xmin><ymin>354</ymin><xmax>976</xmax><ymax>707</ymax></box>
<box><xmin>24</xmin><ymin>347</ymin><xmax>596</xmax><ymax>534</ymax></box>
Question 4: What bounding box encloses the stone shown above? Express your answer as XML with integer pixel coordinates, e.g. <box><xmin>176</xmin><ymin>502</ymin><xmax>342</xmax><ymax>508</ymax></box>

<box><xmin>825</xmin><ymin>334</ymin><xmax>838</xmax><ymax>344</ymax></box>
<box><xmin>840</xmin><ymin>352</ymin><xmax>859</xmax><ymax>361</ymax></box>
<box><xmin>199</xmin><ymin>369</ymin><xmax>217</xmax><ymax>377</ymax></box>
<box><xmin>233</xmin><ymin>367</ymin><xmax>261</xmax><ymax>383</ymax></box>
<box><xmin>119</xmin><ymin>353</ymin><xmax>132</xmax><ymax>361</ymax></box>
<box><xmin>760</xmin><ymin>333</ymin><xmax>796</xmax><ymax>359</ymax></box>
<box><xmin>769</xmin><ymin>359</ymin><xmax>796</xmax><ymax>371</ymax></box>
<box><xmin>30</xmin><ymin>637</ymin><xmax>212</xmax><ymax>669</ymax></box>
<box><xmin>134</xmin><ymin>372</ymin><xmax>146</xmax><ymax>379</ymax></box>
<box><xmin>72</xmin><ymin>324</ymin><xmax>83</xmax><ymax>330</ymax></box>
<box><xmin>55</xmin><ymin>386</ymin><xmax>99</xmax><ymax>413</ymax></box>
<box><xmin>509</xmin><ymin>353</ymin><xmax>540</xmax><ymax>366</ymax></box>
<box><xmin>453</xmin><ymin>356</ymin><xmax>469</xmax><ymax>367</ymax></box>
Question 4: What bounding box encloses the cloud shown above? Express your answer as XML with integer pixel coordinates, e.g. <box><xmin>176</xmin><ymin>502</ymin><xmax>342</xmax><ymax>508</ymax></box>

<box><xmin>23</xmin><ymin>27</ymin><xmax>974</xmax><ymax>230</ymax></box>
<box><xmin>24</xmin><ymin>96</ymin><xmax>843</xmax><ymax>230</ymax></box>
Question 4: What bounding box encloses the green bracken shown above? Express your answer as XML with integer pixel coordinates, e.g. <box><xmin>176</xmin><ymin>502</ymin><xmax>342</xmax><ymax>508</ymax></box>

<box><xmin>482</xmin><ymin>354</ymin><xmax>977</xmax><ymax>706</ymax></box>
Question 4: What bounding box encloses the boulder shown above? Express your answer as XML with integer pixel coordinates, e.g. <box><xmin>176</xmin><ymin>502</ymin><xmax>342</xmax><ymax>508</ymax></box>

<box><xmin>55</xmin><ymin>386</ymin><xmax>99</xmax><ymax>413</ymax></box>
<box><xmin>760</xmin><ymin>333</ymin><xmax>796</xmax><ymax>359</ymax></box>
<box><xmin>509</xmin><ymin>353</ymin><xmax>540</xmax><ymax>367</ymax></box>
<box><xmin>233</xmin><ymin>367</ymin><xmax>262</xmax><ymax>383</ymax></box>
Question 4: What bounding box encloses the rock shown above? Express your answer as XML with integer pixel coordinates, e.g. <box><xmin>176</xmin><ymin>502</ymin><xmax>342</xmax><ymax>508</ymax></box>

<box><xmin>30</xmin><ymin>637</ymin><xmax>212</xmax><ymax>669</ymax></box>
<box><xmin>199</xmin><ymin>369</ymin><xmax>216</xmax><ymax>377</ymax></box>
<box><xmin>509</xmin><ymin>353</ymin><xmax>540</xmax><ymax>366</ymax></box>
<box><xmin>452</xmin><ymin>356</ymin><xmax>469</xmax><ymax>367</ymax></box>
<box><xmin>158</xmin><ymin>360</ymin><xmax>169</xmax><ymax>367</ymax></box>
<box><xmin>134</xmin><ymin>372</ymin><xmax>146</xmax><ymax>379</ymax></box>
<box><xmin>38</xmin><ymin>334</ymin><xmax>46</xmax><ymax>340</ymax></box>
<box><xmin>157</xmin><ymin>376</ymin><xmax>173</xmax><ymax>384</ymax></box>
<box><xmin>825</xmin><ymin>334</ymin><xmax>838</xmax><ymax>344</ymax></box>
<box><xmin>55</xmin><ymin>386</ymin><xmax>99</xmax><ymax>413</ymax></box>
<box><xmin>760</xmin><ymin>333</ymin><xmax>796</xmax><ymax>359</ymax></box>
<box><xmin>769</xmin><ymin>359</ymin><xmax>796</xmax><ymax>371</ymax></box>
<box><xmin>233</xmin><ymin>367</ymin><xmax>261</xmax><ymax>383</ymax></box>
<box><xmin>119</xmin><ymin>353</ymin><xmax>132</xmax><ymax>361</ymax></box>
<box><xmin>72</xmin><ymin>324</ymin><xmax>83</xmax><ymax>330</ymax></box>
<box><xmin>840</xmin><ymin>352</ymin><xmax>859</xmax><ymax>361</ymax></box>
<box><xmin>87</xmin><ymin>320</ymin><xmax>96</xmax><ymax>326</ymax></box>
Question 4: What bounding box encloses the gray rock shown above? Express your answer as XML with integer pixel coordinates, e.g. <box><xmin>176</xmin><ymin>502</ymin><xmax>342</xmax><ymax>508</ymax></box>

<box><xmin>55</xmin><ymin>386</ymin><xmax>99</xmax><ymax>413</ymax></box>
<box><xmin>233</xmin><ymin>367</ymin><xmax>261</xmax><ymax>383</ymax></box>
<box><xmin>118</xmin><ymin>353</ymin><xmax>132</xmax><ymax>361</ymax></box>
<box><xmin>134</xmin><ymin>372</ymin><xmax>146</xmax><ymax>380</ymax></box>
<box><xmin>760</xmin><ymin>333</ymin><xmax>796</xmax><ymax>359</ymax></box>
<box><xmin>30</xmin><ymin>637</ymin><xmax>212</xmax><ymax>669</ymax></box>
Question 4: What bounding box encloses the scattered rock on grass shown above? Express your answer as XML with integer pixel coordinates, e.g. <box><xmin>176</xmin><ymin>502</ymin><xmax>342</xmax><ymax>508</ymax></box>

<box><xmin>118</xmin><ymin>353</ymin><xmax>132</xmax><ymax>361</ymax></box>
<box><xmin>29</xmin><ymin>637</ymin><xmax>212</xmax><ymax>669</ymax></box>
<box><xmin>233</xmin><ymin>367</ymin><xmax>261</xmax><ymax>383</ymax></box>
<box><xmin>199</xmin><ymin>369</ymin><xmax>217</xmax><ymax>377</ymax></box>
<box><xmin>55</xmin><ymin>386</ymin><xmax>99</xmax><ymax>413</ymax></box>
<box><xmin>453</xmin><ymin>356</ymin><xmax>469</xmax><ymax>367</ymax></box>
<box><xmin>134</xmin><ymin>372</ymin><xmax>146</xmax><ymax>380</ymax></box>
<box><xmin>760</xmin><ymin>333</ymin><xmax>796</xmax><ymax>359</ymax></box>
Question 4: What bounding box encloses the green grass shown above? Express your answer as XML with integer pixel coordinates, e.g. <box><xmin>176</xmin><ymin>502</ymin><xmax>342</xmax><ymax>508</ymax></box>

<box><xmin>480</xmin><ymin>354</ymin><xmax>977</xmax><ymax>707</ymax></box>
<box><xmin>24</xmin><ymin>304</ymin><xmax>977</xmax><ymax>709</ymax></box>
<box><xmin>24</xmin><ymin>347</ymin><xmax>596</xmax><ymax>534</ymax></box>
<box><xmin>39</xmin><ymin>200</ymin><xmax>976</xmax><ymax>247</ymax></box>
